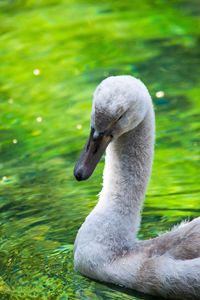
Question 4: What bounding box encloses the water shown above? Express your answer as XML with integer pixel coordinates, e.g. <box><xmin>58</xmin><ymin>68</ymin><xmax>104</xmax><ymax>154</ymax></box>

<box><xmin>0</xmin><ymin>0</ymin><xmax>200</xmax><ymax>299</ymax></box>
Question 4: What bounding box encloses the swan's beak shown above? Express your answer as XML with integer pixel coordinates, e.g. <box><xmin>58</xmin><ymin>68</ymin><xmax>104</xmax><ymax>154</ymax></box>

<box><xmin>74</xmin><ymin>128</ymin><xmax>112</xmax><ymax>181</ymax></box>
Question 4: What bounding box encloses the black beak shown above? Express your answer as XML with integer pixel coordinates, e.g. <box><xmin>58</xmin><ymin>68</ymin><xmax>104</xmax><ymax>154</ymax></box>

<box><xmin>74</xmin><ymin>128</ymin><xmax>112</xmax><ymax>181</ymax></box>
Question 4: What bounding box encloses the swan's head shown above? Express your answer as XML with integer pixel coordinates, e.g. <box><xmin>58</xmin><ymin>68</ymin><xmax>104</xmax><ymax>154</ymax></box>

<box><xmin>74</xmin><ymin>75</ymin><xmax>152</xmax><ymax>181</ymax></box>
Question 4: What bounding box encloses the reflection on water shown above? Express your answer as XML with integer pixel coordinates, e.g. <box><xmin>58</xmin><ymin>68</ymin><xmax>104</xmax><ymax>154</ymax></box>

<box><xmin>0</xmin><ymin>0</ymin><xmax>200</xmax><ymax>299</ymax></box>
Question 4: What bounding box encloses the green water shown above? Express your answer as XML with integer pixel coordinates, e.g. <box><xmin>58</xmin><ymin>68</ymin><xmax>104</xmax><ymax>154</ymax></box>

<box><xmin>0</xmin><ymin>0</ymin><xmax>200</xmax><ymax>299</ymax></box>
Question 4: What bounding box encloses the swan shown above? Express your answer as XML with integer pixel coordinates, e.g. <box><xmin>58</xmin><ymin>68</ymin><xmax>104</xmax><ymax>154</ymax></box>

<box><xmin>73</xmin><ymin>75</ymin><xmax>200</xmax><ymax>299</ymax></box>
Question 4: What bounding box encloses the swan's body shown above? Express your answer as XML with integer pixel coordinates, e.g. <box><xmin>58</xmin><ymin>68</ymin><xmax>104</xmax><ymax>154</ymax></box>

<box><xmin>74</xmin><ymin>76</ymin><xmax>200</xmax><ymax>299</ymax></box>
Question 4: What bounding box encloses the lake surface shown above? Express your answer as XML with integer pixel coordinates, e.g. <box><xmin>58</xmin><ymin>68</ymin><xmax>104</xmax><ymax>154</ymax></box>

<box><xmin>0</xmin><ymin>0</ymin><xmax>200</xmax><ymax>299</ymax></box>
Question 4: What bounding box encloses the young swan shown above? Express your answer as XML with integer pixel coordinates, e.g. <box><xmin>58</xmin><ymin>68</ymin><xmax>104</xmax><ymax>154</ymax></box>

<box><xmin>74</xmin><ymin>76</ymin><xmax>200</xmax><ymax>299</ymax></box>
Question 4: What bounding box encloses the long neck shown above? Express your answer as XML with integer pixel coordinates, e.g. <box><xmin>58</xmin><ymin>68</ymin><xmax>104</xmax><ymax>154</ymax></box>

<box><xmin>99</xmin><ymin>106</ymin><xmax>155</xmax><ymax>234</ymax></box>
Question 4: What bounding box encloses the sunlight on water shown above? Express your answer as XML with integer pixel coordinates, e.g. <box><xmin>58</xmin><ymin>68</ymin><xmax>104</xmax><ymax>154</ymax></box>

<box><xmin>0</xmin><ymin>0</ymin><xmax>200</xmax><ymax>299</ymax></box>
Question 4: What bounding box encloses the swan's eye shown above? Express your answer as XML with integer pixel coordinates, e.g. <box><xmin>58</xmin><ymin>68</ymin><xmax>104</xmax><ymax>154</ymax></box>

<box><xmin>99</xmin><ymin>131</ymin><xmax>105</xmax><ymax>137</ymax></box>
<box><xmin>118</xmin><ymin>115</ymin><xmax>123</xmax><ymax>121</ymax></box>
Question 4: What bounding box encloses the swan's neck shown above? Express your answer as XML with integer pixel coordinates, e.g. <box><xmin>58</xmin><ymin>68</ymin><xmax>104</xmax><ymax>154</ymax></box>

<box><xmin>99</xmin><ymin>107</ymin><xmax>155</xmax><ymax>234</ymax></box>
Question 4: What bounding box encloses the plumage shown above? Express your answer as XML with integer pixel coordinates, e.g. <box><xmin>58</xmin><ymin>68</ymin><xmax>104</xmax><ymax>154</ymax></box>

<box><xmin>74</xmin><ymin>75</ymin><xmax>200</xmax><ymax>299</ymax></box>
